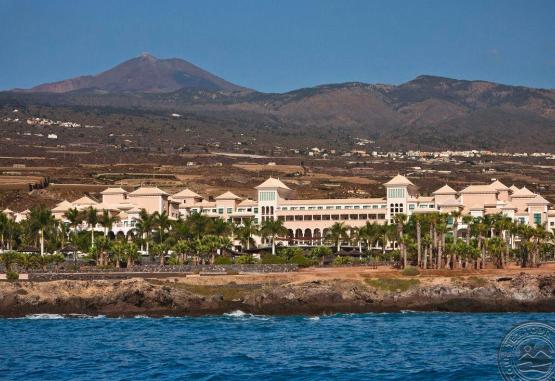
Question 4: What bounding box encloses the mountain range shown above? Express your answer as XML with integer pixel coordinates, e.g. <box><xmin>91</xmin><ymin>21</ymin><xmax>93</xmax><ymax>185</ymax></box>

<box><xmin>3</xmin><ymin>54</ymin><xmax>555</xmax><ymax>151</ymax></box>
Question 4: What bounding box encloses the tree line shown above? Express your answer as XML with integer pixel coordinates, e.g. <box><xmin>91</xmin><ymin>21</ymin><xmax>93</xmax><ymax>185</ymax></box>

<box><xmin>1</xmin><ymin>205</ymin><xmax>553</xmax><ymax>270</ymax></box>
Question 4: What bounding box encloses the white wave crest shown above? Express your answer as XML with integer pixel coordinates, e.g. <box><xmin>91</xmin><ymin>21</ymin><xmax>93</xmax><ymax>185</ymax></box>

<box><xmin>24</xmin><ymin>314</ymin><xmax>65</xmax><ymax>319</ymax></box>
<box><xmin>224</xmin><ymin>310</ymin><xmax>250</xmax><ymax>317</ymax></box>
<box><xmin>223</xmin><ymin>310</ymin><xmax>270</xmax><ymax>320</ymax></box>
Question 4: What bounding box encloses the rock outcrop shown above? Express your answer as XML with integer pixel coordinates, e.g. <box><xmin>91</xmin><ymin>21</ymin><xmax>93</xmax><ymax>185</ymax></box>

<box><xmin>0</xmin><ymin>274</ymin><xmax>553</xmax><ymax>317</ymax></box>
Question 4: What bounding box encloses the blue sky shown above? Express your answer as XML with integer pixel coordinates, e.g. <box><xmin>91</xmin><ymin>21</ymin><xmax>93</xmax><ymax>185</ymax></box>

<box><xmin>0</xmin><ymin>0</ymin><xmax>554</xmax><ymax>92</ymax></box>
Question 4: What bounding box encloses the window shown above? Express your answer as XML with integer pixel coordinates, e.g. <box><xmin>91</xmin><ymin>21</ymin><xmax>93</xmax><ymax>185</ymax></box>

<box><xmin>227</xmin><ymin>208</ymin><xmax>232</xmax><ymax>214</ymax></box>
<box><xmin>372</xmin><ymin>205</ymin><xmax>378</xmax><ymax>209</ymax></box>
<box><xmin>387</xmin><ymin>188</ymin><xmax>406</xmax><ymax>199</ymax></box>
<box><xmin>259</xmin><ymin>191</ymin><xmax>276</xmax><ymax>202</ymax></box>
<box><xmin>254</xmin><ymin>208</ymin><xmax>258</xmax><ymax>213</ymax></box>
<box><xmin>281</xmin><ymin>207</ymin><xmax>288</xmax><ymax>211</ymax></box>
<box><xmin>218</xmin><ymin>208</ymin><xmax>224</xmax><ymax>214</ymax></box>
<box><xmin>534</xmin><ymin>213</ymin><xmax>541</xmax><ymax>225</ymax></box>
<box><xmin>518</xmin><ymin>217</ymin><xmax>526</xmax><ymax>224</ymax></box>
<box><xmin>336</xmin><ymin>206</ymin><xmax>341</xmax><ymax>210</ymax></box>
<box><xmin>409</xmin><ymin>204</ymin><xmax>415</xmax><ymax>210</ymax></box>
<box><xmin>326</xmin><ymin>206</ymin><xmax>333</xmax><ymax>210</ymax></box>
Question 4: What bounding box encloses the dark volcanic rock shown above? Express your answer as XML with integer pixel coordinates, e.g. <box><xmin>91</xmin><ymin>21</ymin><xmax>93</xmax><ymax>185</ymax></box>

<box><xmin>0</xmin><ymin>274</ymin><xmax>553</xmax><ymax>317</ymax></box>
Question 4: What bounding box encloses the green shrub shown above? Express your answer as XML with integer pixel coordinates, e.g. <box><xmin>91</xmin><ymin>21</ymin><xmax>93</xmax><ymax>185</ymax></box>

<box><xmin>214</xmin><ymin>256</ymin><xmax>233</xmax><ymax>265</ymax></box>
<box><xmin>235</xmin><ymin>255</ymin><xmax>258</xmax><ymax>264</ymax></box>
<box><xmin>278</xmin><ymin>247</ymin><xmax>304</xmax><ymax>260</ymax></box>
<box><xmin>260</xmin><ymin>254</ymin><xmax>287</xmax><ymax>264</ymax></box>
<box><xmin>334</xmin><ymin>256</ymin><xmax>353</xmax><ymax>265</ymax></box>
<box><xmin>289</xmin><ymin>254</ymin><xmax>313</xmax><ymax>267</ymax></box>
<box><xmin>167</xmin><ymin>256</ymin><xmax>181</xmax><ymax>265</ymax></box>
<box><xmin>401</xmin><ymin>266</ymin><xmax>420</xmax><ymax>276</ymax></box>
<box><xmin>310</xmin><ymin>246</ymin><xmax>332</xmax><ymax>259</ymax></box>
<box><xmin>365</xmin><ymin>278</ymin><xmax>420</xmax><ymax>292</ymax></box>
<box><xmin>6</xmin><ymin>271</ymin><xmax>19</xmax><ymax>281</ymax></box>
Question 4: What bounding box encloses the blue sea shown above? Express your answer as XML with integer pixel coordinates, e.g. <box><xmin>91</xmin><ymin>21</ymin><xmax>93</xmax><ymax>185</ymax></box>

<box><xmin>1</xmin><ymin>312</ymin><xmax>554</xmax><ymax>380</ymax></box>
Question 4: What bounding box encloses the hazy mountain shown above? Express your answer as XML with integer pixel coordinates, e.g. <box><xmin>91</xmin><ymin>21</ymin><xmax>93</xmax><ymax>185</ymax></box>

<box><xmin>2</xmin><ymin>56</ymin><xmax>555</xmax><ymax>150</ymax></box>
<box><xmin>22</xmin><ymin>53</ymin><xmax>248</xmax><ymax>93</ymax></box>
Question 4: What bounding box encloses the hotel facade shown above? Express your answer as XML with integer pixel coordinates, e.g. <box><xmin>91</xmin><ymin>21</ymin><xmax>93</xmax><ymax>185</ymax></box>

<box><xmin>4</xmin><ymin>175</ymin><xmax>554</xmax><ymax>247</ymax></box>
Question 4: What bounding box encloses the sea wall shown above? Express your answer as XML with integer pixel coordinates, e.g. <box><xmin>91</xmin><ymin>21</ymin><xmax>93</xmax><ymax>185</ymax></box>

<box><xmin>24</xmin><ymin>264</ymin><xmax>298</xmax><ymax>281</ymax></box>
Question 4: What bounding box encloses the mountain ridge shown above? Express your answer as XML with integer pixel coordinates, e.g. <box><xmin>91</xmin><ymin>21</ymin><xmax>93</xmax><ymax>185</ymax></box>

<box><xmin>2</xmin><ymin>55</ymin><xmax>555</xmax><ymax>151</ymax></box>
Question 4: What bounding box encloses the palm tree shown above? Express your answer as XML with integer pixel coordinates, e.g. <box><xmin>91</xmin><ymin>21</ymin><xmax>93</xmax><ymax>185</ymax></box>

<box><xmin>85</xmin><ymin>206</ymin><xmax>99</xmax><ymax>249</ymax></box>
<box><xmin>393</xmin><ymin>213</ymin><xmax>408</xmax><ymax>268</ymax></box>
<box><xmin>358</xmin><ymin>222</ymin><xmax>378</xmax><ymax>252</ymax></box>
<box><xmin>487</xmin><ymin>236</ymin><xmax>507</xmax><ymax>268</ymax></box>
<box><xmin>110</xmin><ymin>240</ymin><xmax>126</xmax><ymax>268</ymax></box>
<box><xmin>462</xmin><ymin>215</ymin><xmax>473</xmax><ymax>244</ymax></box>
<box><xmin>211</xmin><ymin>219</ymin><xmax>232</xmax><ymax>238</ymax></box>
<box><xmin>412</xmin><ymin>214</ymin><xmax>423</xmax><ymax>268</ymax></box>
<box><xmin>327</xmin><ymin>222</ymin><xmax>349</xmax><ymax>253</ymax></box>
<box><xmin>134</xmin><ymin>209</ymin><xmax>156</xmax><ymax>256</ymax></box>
<box><xmin>124</xmin><ymin>242</ymin><xmax>139</xmax><ymax>268</ymax></box>
<box><xmin>64</xmin><ymin>207</ymin><xmax>82</xmax><ymax>233</ymax></box>
<box><xmin>99</xmin><ymin>209</ymin><xmax>120</xmax><ymax>238</ymax></box>
<box><xmin>421</xmin><ymin>234</ymin><xmax>432</xmax><ymax>269</ymax></box>
<box><xmin>3</xmin><ymin>219</ymin><xmax>19</xmax><ymax>251</ymax></box>
<box><xmin>0</xmin><ymin>212</ymin><xmax>8</xmax><ymax>251</ymax></box>
<box><xmin>236</xmin><ymin>218</ymin><xmax>258</xmax><ymax>251</ymax></box>
<box><xmin>260</xmin><ymin>219</ymin><xmax>287</xmax><ymax>255</ymax></box>
<box><xmin>187</xmin><ymin>211</ymin><xmax>212</xmax><ymax>239</ymax></box>
<box><xmin>436</xmin><ymin>215</ymin><xmax>449</xmax><ymax>269</ymax></box>
<box><xmin>202</xmin><ymin>234</ymin><xmax>223</xmax><ymax>264</ymax></box>
<box><xmin>377</xmin><ymin>222</ymin><xmax>395</xmax><ymax>257</ymax></box>
<box><xmin>173</xmin><ymin>239</ymin><xmax>192</xmax><ymax>264</ymax></box>
<box><xmin>154</xmin><ymin>211</ymin><xmax>171</xmax><ymax>243</ymax></box>
<box><xmin>29</xmin><ymin>205</ymin><xmax>55</xmax><ymax>256</ymax></box>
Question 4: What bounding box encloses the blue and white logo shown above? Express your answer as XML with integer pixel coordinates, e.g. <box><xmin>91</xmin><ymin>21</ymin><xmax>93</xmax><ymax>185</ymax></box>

<box><xmin>498</xmin><ymin>322</ymin><xmax>555</xmax><ymax>381</ymax></box>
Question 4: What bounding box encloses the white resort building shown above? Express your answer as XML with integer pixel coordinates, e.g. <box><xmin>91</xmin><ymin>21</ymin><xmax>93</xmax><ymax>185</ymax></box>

<box><xmin>4</xmin><ymin>175</ymin><xmax>554</xmax><ymax>247</ymax></box>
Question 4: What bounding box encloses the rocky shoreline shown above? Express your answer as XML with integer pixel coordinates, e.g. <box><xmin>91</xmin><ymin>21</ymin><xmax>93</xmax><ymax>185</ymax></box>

<box><xmin>0</xmin><ymin>273</ymin><xmax>553</xmax><ymax>317</ymax></box>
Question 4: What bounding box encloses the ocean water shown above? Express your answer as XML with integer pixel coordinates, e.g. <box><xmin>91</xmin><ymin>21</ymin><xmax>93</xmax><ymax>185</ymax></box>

<box><xmin>1</xmin><ymin>312</ymin><xmax>554</xmax><ymax>380</ymax></box>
